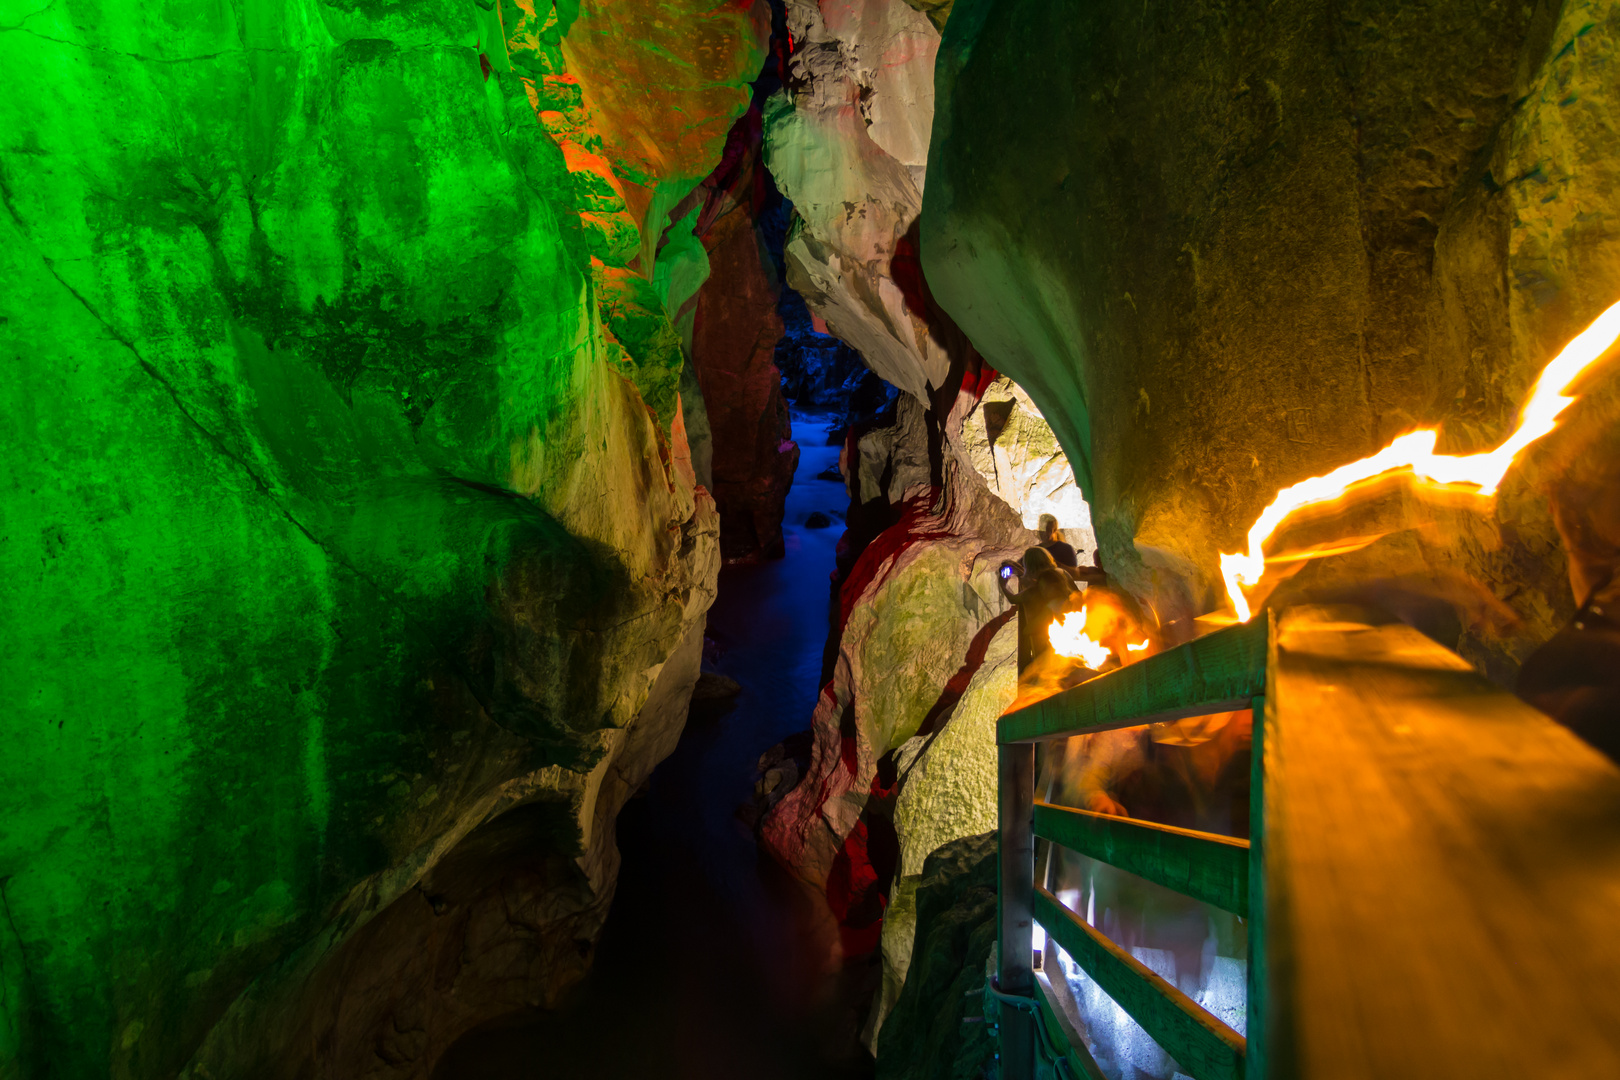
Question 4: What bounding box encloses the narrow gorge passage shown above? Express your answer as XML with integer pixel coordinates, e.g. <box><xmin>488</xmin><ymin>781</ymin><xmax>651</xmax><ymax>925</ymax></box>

<box><xmin>14</xmin><ymin>1</ymin><xmax>1620</xmax><ymax>1077</ymax></box>
<box><xmin>437</xmin><ymin>411</ymin><xmax>867</xmax><ymax>1079</ymax></box>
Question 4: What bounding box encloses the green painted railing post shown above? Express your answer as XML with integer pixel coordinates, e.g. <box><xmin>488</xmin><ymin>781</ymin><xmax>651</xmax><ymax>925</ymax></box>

<box><xmin>999</xmin><ymin>740</ymin><xmax>1036</xmax><ymax>1079</ymax></box>
<box><xmin>1246</xmin><ymin>692</ymin><xmax>1267</xmax><ymax>1080</ymax></box>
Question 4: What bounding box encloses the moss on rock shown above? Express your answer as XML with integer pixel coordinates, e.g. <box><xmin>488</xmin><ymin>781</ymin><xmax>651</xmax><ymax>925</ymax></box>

<box><xmin>874</xmin><ymin>830</ymin><xmax>998</xmax><ymax>1080</ymax></box>
<box><xmin>0</xmin><ymin>0</ymin><xmax>762</xmax><ymax>1074</ymax></box>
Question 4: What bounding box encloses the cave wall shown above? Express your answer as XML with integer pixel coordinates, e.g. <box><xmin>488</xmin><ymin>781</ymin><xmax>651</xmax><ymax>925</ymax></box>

<box><xmin>923</xmin><ymin>0</ymin><xmax>1620</xmax><ymax>673</ymax></box>
<box><xmin>691</xmin><ymin>200</ymin><xmax>799</xmax><ymax>561</ymax></box>
<box><xmin>0</xmin><ymin>0</ymin><xmax>762</xmax><ymax>1076</ymax></box>
<box><xmin>687</xmin><ymin>107</ymin><xmax>802</xmax><ymax>562</ymax></box>
<box><xmin>755</xmin><ymin>0</ymin><xmax>1099</xmax><ymax>1035</ymax></box>
<box><xmin>766</xmin><ymin>0</ymin><xmax>947</xmax><ymax>403</ymax></box>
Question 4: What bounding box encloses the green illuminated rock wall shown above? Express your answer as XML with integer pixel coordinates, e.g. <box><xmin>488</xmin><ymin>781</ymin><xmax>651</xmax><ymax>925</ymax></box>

<box><xmin>0</xmin><ymin>0</ymin><xmax>763</xmax><ymax>1075</ymax></box>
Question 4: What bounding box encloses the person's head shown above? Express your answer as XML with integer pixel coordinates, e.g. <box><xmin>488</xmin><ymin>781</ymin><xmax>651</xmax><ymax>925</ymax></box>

<box><xmin>1023</xmin><ymin>545</ymin><xmax>1058</xmax><ymax>574</ymax></box>
<box><xmin>1038</xmin><ymin>514</ymin><xmax>1061</xmax><ymax>543</ymax></box>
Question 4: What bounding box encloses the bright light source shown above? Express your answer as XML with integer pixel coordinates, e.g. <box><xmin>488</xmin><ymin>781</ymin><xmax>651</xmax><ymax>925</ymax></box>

<box><xmin>1220</xmin><ymin>299</ymin><xmax>1620</xmax><ymax>621</ymax></box>
<box><xmin>1049</xmin><ymin>610</ymin><xmax>1110</xmax><ymax>668</ymax></box>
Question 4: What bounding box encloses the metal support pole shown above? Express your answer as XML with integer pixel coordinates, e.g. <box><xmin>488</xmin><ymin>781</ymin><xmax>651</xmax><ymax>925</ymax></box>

<box><xmin>999</xmin><ymin>740</ymin><xmax>1036</xmax><ymax>1079</ymax></box>
<box><xmin>1246</xmin><ymin>693</ymin><xmax>1268</xmax><ymax>1080</ymax></box>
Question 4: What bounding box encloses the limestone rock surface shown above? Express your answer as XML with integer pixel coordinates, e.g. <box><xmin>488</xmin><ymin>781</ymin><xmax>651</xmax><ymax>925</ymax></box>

<box><xmin>687</xmin><ymin>110</ymin><xmax>802</xmax><ymax>561</ymax></box>
<box><xmin>0</xmin><ymin>0</ymin><xmax>760</xmax><ymax>1075</ymax></box>
<box><xmin>871</xmin><ymin>831</ymin><xmax>998</xmax><ymax>1080</ymax></box>
<box><xmin>868</xmin><ymin>617</ymin><xmax>1016</xmax><ymax>1046</ymax></box>
<box><xmin>923</xmin><ymin>0</ymin><xmax>1620</xmax><ymax>671</ymax></box>
<box><xmin>765</xmin><ymin>0</ymin><xmax>949</xmax><ymax>401</ymax></box>
<box><xmin>961</xmin><ymin>376</ymin><xmax>1097</xmax><ymax>550</ymax></box>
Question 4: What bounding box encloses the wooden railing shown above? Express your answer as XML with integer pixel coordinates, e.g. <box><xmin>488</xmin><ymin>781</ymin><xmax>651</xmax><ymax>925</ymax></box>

<box><xmin>994</xmin><ymin>604</ymin><xmax>1620</xmax><ymax>1080</ymax></box>
<box><xmin>996</xmin><ymin>612</ymin><xmax>1268</xmax><ymax>1080</ymax></box>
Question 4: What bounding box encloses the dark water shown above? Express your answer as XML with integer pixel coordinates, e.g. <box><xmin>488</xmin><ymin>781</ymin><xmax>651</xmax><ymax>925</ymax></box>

<box><xmin>436</xmin><ymin>411</ymin><xmax>871</xmax><ymax>1080</ymax></box>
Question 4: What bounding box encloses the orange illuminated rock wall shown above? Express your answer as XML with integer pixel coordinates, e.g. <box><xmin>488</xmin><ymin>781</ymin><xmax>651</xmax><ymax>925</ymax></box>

<box><xmin>923</xmin><ymin>0</ymin><xmax>1620</xmax><ymax>676</ymax></box>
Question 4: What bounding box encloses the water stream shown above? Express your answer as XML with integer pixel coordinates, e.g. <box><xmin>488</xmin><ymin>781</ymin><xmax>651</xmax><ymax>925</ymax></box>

<box><xmin>437</xmin><ymin>409</ymin><xmax>870</xmax><ymax>1079</ymax></box>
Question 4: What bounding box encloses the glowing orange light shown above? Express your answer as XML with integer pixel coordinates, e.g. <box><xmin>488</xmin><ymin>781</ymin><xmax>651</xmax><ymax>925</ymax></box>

<box><xmin>1049</xmin><ymin>610</ymin><xmax>1111</xmax><ymax>669</ymax></box>
<box><xmin>1126</xmin><ymin>639</ymin><xmax>1150</xmax><ymax>653</ymax></box>
<box><xmin>1221</xmin><ymin>299</ymin><xmax>1620</xmax><ymax>621</ymax></box>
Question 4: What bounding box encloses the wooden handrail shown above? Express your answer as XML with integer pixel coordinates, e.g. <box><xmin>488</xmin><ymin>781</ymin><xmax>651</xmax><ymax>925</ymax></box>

<box><xmin>1261</xmin><ymin>607</ymin><xmax>1620</xmax><ymax>1076</ymax></box>
<box><xmin>998</xmin><ymin>617</ymin><xmax>1268</xmax><ymax>744</ymax></box>
<box><xmin>1001</xmin><ymin>615</ymin><xmax>1268</xmax><ymax>1079</ymax></box>
<box><xmin>1009</xmin><ymin>604</ymin><xmax>1620</xmax><ymax>1080</ymax></box>
<box><xmin>1034</xmin><ymin>886</ymin><xmax>1246</xmax><ymax>1080</ymax></box>
<box><xmin>1033</xmin><ymin>800</ymin><xmax>1250</xmax><ymax>916</ymax></box>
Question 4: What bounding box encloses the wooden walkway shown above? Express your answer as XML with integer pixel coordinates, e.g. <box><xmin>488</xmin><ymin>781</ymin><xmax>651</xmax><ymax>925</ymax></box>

<box><xmin>995</xmin><ymin>605</ymin><xmax>1620</xmax><ymax>1079</ymax></box>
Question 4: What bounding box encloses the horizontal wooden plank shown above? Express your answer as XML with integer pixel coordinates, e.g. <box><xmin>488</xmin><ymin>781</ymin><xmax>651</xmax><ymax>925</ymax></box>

<box><xmin>1000</xmin><ymin>616</ymin><xmax>1269</xmax><ymax>744</ymax></box>
<box><xmin>1034</xmin><ymin>886</ymin><xmax>1246</xmax><ymax>1080</ymax></box>
<box><xmin>1264</xmin><ymin>605</ymin><xmax>1620</xmax><ymax>1078</ymax></box>
<box><xmin>1034</xmin><ymin>800</ymin><xmax>1250</xmax><ymax>916</ymax></box>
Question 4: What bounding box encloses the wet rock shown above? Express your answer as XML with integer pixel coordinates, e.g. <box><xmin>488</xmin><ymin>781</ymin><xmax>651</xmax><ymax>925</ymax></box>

<box><xmin>873</xmin><ymin>831</ymin><xmax>998</xmax><ymax>1080</ymax></box>
<box><xmin>806</xmin><ymin>511</ymin><xmax>835</xmax><ymax>529</ymax></box>
<box><xmin>692</xmin><ymin>671</ymin><xmax>745</xmax><ymax>701</ymax></box>
<box><xmin>741</xmin><ymin>731</ymin><xmax>817</xmax><ymax>830</ymax></box>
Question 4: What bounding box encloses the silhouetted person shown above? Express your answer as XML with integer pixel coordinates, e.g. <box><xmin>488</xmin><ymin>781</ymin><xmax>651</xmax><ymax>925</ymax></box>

<box><xmin>1002</xmin><ymin>546</ymin><xmax>1081</xmax><ymax>670</ymax></box>
<box><xmin>1037</xmin><ymin>514</ymin><xmax>1106</xmax><ymax>584</ymax></box>
<box><xmin>1037</xmin><ymin>513</ymin><xmax>1078</xmax><ymax>568</ymax></box>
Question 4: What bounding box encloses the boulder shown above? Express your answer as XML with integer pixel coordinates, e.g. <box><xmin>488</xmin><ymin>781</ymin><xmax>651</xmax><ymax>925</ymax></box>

<box><xmin>868</xmin><ymin>618</ymin><xmax>1016</xmax><ymax>1047</ymax></box>
<box><xmin>872</xmin><ymin>831</ymin><xmax>999</xmax><ymax>1080</ymax></box>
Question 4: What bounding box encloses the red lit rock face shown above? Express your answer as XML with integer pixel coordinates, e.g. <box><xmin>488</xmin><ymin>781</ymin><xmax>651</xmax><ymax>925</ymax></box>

<box><xmin>687</xmin><ymin>111</ymin><xmax>802</xmax><ymax>561</ymax></box>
